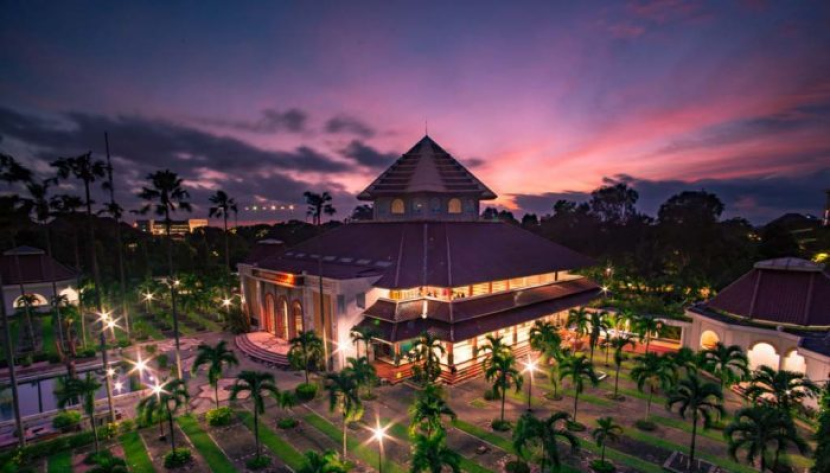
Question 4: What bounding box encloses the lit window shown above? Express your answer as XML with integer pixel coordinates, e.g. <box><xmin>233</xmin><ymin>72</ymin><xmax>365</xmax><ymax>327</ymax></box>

<box><xmin>448</xmin><ymin>198</ymin><xmax>462</xmax><ymax>214</ymax></box>
<box><xmin>356</xmin><ymin>292</ymin><xmax>366</xmax><ymax>309</ymax></box>
<box><xmin>391</xmin><ymin>199</ymin><xmax>405</xmax><ymax>214</ymax></box>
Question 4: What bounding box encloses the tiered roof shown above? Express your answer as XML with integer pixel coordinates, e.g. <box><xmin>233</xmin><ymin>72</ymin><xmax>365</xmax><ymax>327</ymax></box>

<box><xmin>1</xmin><ymin>246</ymin><xmax>78</xmax><ymax>285</ymax></box>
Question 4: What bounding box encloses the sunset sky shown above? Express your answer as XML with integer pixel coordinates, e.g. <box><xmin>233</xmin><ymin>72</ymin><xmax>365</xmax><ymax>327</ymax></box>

<box><xmin>1</xmin><ymin>1</ymin><xmax>829</xmax><ymax>224</ymax></box>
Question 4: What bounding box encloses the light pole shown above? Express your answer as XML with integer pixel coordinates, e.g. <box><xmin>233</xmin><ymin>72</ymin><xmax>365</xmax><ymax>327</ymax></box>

<box><xmin>221</xmin><ymin>297</ymin><xmax>232</xmax><ymax>321</ymax></box>
<box><xmin>523</xmin><ymin>358</ymin><xmax>538</xmax><ymax>412</ymax></box>
<box><xmin>143</xmin><ymin>292</ymin><xmax>154</xmax><ymax>313</ymax></box>
<box><xmin>371</xmin><ymin>422</ymin><xmax>388</xmax><ymax>473</ymax></box>
<box><xmin>97</xmin><ymin>312</ymin><xmax>117</xmax><ymax>423</ymax></box>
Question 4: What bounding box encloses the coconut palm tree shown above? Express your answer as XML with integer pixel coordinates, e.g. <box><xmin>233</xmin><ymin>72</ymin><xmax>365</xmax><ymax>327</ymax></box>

<box><xmin>587</xmin><ymin>311</ymin><xmax>610</xmax><ymax>361</ymax></box>
<box><xmin>137</xmin><ymin>169</ymin><xmax>191</xmax><ymax>379</ymax></box>
<box><xmin>101</xmin><ymin>135</ymin><xmax>130</xmax><ymax>338</ymax></box>
<box><xmin>559</xmin><ymin>354</ymin><xmax>599</xmax><ymax>425</ymax></box>
<box><xmin>350</xmin><ymin>325</ymin><xmax>378</xmax><ymax>358</ymax></box>
<box><xmin>15</xmin><ymin>293</ymin><xmax>39</xmax><ymax>352</ymax></box>
<box><xmin>592</xmin><ymin>417</ymin><xmax>623</xmax><ymax>466</ymax></box>
<box><xmin>304</xmin><ymin>191</ymin><xmax>336</xmax><ymax>225</ymax></box>
<box><xmin>408</xmin><ymin>331</ymin><xmax>445</xmax><ymax>385</ymax></box>
<box><xmin>192</xmin><ymin>340</ymin><xmax>239</xmax><ymax>409</ymax></box>
<box><xmin>345</xmin><ymin>356</ymin><xmax>377</xmax><ymax>399</ymax></box>
<box><xmin>670</xmin><ymin>346</ymin><xmax>702</xmax><ymax>377</ymax></box>
<box><xmin>289</xmin><ymin>330</ymin><xmax>325</xmax><ymax>384</ymax></box>
<box><xmin>208</xmin><ymin>190</ymin><xmax>238</xmax><ymax>274</ymax></box>
<box><xmin>529</xmin><ymin>320</ymin><xmax>562</xmax><ymax>365</ymax></box>
<box><xmin>49</xmin><ymin>193</ymin><xmax>85</xmax><ymax>272</ymax></box>
<box><xmin>230</xmin><ymin>371</ymin><xmax>278</xmax><ymax>461</ymax></box>
<box><xmin>411</xmin><ymin>430</ymin><xmax>461</xmax><ymax>473</ymax></box>
<box><xmin>409</xmin><ymin>384</ymin><xmax>456</xmax><ymax>439</ymax></box>
<box><xmin>609</xmin><ymin>335</ymin><xmax>635</xmax><ymax>399</ymax></box>
<box><xmin>725</xmin><ymin>406</ymin><xmax>808</xmax><ymax>472</ymax></box>
<box><xmin>325</xmin><ymin>370</ymin><xmax>363</xmax><ymax>458</ymax></box>
<box><xmin>56</xmin><ymin>372</ymin><xmax>103</xmax><ymax>452</ymax></box>
<box><xmin>701</xmin><ymin>343</ymin><xmax>748</xmax><ymax>391</ymax></box>
<box><xmin>52</xmin><ymin>152</ymin><xmax>107</xmax><ymax>313</ymax></box>
<box><xmin>745</xmin><ymin>366</ymin><xmax>819</xmax><ymax>415</ymax></box>
<box><xmin>566</xmin><ymin>308</ymin><xmax>591</xmax><ymax>351</ymax></box>
<box><xmin>666</xmin><ymin>374</ymin><xmax>725</xmax><ymax>469</ymax></box>
<box><xmin>513</xmin><ymin>411</ymin><xmax>579</xmax><ymax>473</ymax></box>
<box><xmin>484</xmin><ymin>350</ymin><xmax>523</xmax><ymax>427</ymax></box>
<box><xmin>631</xmin><ymin>315</ymin><xmax>664</xmax><ymax>354</ymax></box>
<box><xmin>476</xmin><ymin>334</ymin><xmax>511</xmax><ymax>360</ymax></box>
<box><xmin>631</xmin><ymin>352</ymin><xmax>675</xmax><ymax>424</ymax></box>
<box><xmin>298</xmin><ymin>450</ymin><xmax>349</xmax><ymax>473</ymax></box>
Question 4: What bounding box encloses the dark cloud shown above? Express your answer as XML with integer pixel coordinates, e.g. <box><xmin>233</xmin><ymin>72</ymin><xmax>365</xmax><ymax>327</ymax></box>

<box><xmin>510</xmin><ymin>170</ymin><xmax>830</xmax><ymax>224</ymax></box>
<box><xmin>201</xmin><ymin>108</ymin><xmax>308</xmax><ymax>134</ymax></box>
<box><xmin>325</xmin><ymin>115</ymin><xmax>375</xmax><ymax>139</ymax></box>
<box><xmin>340</xmin><ymin>140</ymin><xmax>397</xmax><ymax>170</ymax></box>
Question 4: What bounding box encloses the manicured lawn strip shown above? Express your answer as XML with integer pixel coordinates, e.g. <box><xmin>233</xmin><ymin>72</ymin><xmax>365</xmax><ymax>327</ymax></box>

<box><xmin>176</xmin><ymin>414</ymin><xmax>236</xmax><ymax>473</ymax></box>
<box><xmin>120</xmin><ymin>431</ymin><xmax>156</xmax><ymax>473</ymax></box>
<box><xmin>624</xmin><ymin>427</ymin><xmax>756</xmax><ymax>473</ymax></box>
<box><xmin>304</xmin><ymin>412</ymin><xmax>406</xmax><ymax>473</ymax></box>
<box><xmin>237</xmin><ymin>410</ymin><xmax>305</xmax><ymax>470</ymax></box>
<box><xmin>561</xmin><ymin>389</ymin><xmax>615</xmax><ymax>408</ymax></box>
<box><xmin>577</xmin><ymin>430</ymin><xmax>664</xmax><ymax>473</ymax></box>
<box><xmin>459</xmin><ymin>457</ymin><xmax>494</xmax><ymax>473</ymax></box>
<box><xmin>47</xmin><ymin>450</ymin><xmax>72</xmax><ymax>473</ymax></box>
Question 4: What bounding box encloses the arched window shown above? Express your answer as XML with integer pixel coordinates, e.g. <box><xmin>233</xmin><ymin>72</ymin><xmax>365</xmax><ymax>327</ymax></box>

<box><xmin>700</xmin><ymin>330</ymin><xmax>720</xmax><ymax>350</ymax></box>
<box><xmin>748</xmin><ymin>342</ymin><xmax>780</xmax><ymax>371</ymax></box>
<box><xmin>391</xmin><ymin>199</ymin><xmax>405</xmax><ymax>214</ymax></box>
<box><xmin>782</xmin><ymin>349</ymin><xmax>806</xmax><ymax>374</ymax></box>
<box><xmin>448</xmin><ymin>198</ymin><xmax>462</xmax><ymax>214</ymax></box>
<box><xmin>13</xmin><ymin>293</ymin><xmax>48</xmax><ymax>309</ymax></box>
<box><xmin>292</xmin><ymin>301</ymin><xmax>304</xmax><ymax>335</ymax></box>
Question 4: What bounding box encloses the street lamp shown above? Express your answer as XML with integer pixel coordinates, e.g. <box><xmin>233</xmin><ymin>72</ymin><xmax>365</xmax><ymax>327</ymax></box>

<box><xmin>371</xmin><ymin>422</ymin><xmax>389</xmax><ymax>473</ymax></box>
<box><xmin>96</xmin><ymin>311</ymin><xmax>117</xmax><ymax>423</ymax></box>
<box><xmin>143</xmin><ymin>292</ymin><xmax>154</xmax><ymax>313</ymax></box>
<box><xmin>523</xmin><ymin>358</ymin><xmax>538</xmax><ymax>412</ymax></box>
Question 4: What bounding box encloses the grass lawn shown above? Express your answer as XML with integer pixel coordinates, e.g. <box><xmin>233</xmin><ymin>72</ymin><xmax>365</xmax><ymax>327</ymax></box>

<box><xmin>176</xmin><ymin>414</ymin><xmax>236</xmax><ymax>473</ymax></box>
<box><xmin>120</xmin><ymin>431</ymin><xmax>156</xmax><ymax>473</ymax></box>
<box><xmin>47</xmin><ymin>450</ymin><xmax>72</xmax><ymax>473</ymax></box>
<box><xmin>237</xmin><ymin>410</ymin><xmax>306</xmax><ymax>470</ymax></box>
<box><xmin>386</xmin><ymin>419</ymin><xmax>494</xmax><ymax>473</ymax></box>
<box><xmin>304</xmin><ymin>412</ymin><xmax>407</xmax><ymax>473</ymax></box>
<box><xmin>624</xmin><ymin>426</ymin><xmax>757</xmax><ymax>473</ymax></box>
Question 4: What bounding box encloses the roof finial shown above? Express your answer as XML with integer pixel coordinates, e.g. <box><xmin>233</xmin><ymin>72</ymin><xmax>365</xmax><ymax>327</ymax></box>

<box><xmin>425</xmin><ymin>119</ymin><xmax>428</xmax><ymax>137</ymax></box>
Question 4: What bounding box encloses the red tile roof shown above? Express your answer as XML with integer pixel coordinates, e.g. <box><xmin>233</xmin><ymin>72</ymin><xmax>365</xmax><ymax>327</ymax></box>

<box><xmin>707</xmin><ymin>258</ymin><xmax>830</xmax><ymax>326</ymax></box>
<box><xmin>251</xmin><ymin>221</ymin><xmax>595</xmax><ymax>288</ymax></box>
<box><xmin>1</xmin><ymin>247</ymin><xmax>79</xmax><ymax>285</ymax></box>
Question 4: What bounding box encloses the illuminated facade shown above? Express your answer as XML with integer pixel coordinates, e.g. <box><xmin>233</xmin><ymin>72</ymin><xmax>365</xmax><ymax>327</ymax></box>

<box><xmin>238</xmin><ymin>136</ymin><xmax>601</xmax><ymax>380</ymax></box>
<box><xmin>134</xmin><ymin>219</ymin><xmax>208</xmax><ymax>237</ymax></box>
<box><xmin>1</xmin><ymin>246</ymin><xmax>79</xmax><ymax>314</ymax></box>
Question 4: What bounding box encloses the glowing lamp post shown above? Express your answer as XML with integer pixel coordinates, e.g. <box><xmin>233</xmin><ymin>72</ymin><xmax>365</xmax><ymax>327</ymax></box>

<box><xmin>143</xmin><ymin>292</ymin><xmax>154</xmax><ymax>313</ymax></box>
<box><xmin>523</xmin><ymin>358</ymin><xmax>538</xmax><ymax>412</ymax></box>
<box><xmin>96</xmin><ymin>311</ymin><xmax>116</xmax><ymax>422</ymax></box>
<box><xmin>371</xmin><ymin>423</ymin><xmax>389</xmax><ymax>473</ymax></box>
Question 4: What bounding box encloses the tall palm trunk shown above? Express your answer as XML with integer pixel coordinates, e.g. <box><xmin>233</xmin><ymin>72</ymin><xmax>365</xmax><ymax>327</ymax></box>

<box><xmin>614</xmin><ymin>364</ymin><xmax>621</xmax><ymax>397</ymax></box>
<box><xmin>223</xmin><ymin>213</ymin><xmax>230</xmax><ymax>273</ymax></box>
<box><xmin>167</xmin><ymin>404</ymin><xmax>176</xmax><ymax>450</ymax></box>
<box><xmin>89</xmin><ymin>407</ymin><xmax>100</xmax><ymax>452</ymax></box>
<box><xmin>254</xmin><ymin>406</ymin><xmax>261</xmax><ymax>457</ymax></box>
<box><xmin>689</xmin><ymin>410</ymin><xmax>698</xmax><ymax>469</ymax></box>
<box><xmin>165</xmin><ymin>211</ymin><xmax>183</xmax><ymax>380</ymax></box>
<box><xmin>0</xmin><ymin>272</ymin><xmax>25</xmax><ymax>448</ymax></box>
<box><xmin>83</xmin><ymin>181</ymin><xmax>103</xmax><ymax>314</ymax></box>
<box><xmin>342</xmin><ymin>412</ymin><xmax>348</xmax><ymax>458</ymax></box>
<box><xmin>573</xmin><ymin>392</ymin><xmax>580</xmax><ymax>423</ymax></box>
<box><xmin>105</xmin><ymin>133</ymin><xmax>130</xmax><ymax>337</ymax></box>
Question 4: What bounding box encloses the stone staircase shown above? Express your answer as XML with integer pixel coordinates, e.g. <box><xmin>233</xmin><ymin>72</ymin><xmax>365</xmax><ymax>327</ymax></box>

<box><xmin>234</xmin><ymin>333</ymin><xmax>290</xmax><ymax>367</ymax></box>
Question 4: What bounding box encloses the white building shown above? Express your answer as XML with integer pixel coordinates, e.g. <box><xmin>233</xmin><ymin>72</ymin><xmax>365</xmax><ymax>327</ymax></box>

<box><xmin>1</xmin><ymin>246</ymin><xmax>79</xmax><ymax>314</ymax></box>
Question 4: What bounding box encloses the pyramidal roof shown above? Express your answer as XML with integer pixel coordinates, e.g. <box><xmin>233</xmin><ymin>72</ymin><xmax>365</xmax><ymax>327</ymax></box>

<box><xmin>357</xmin><ymin>136</ymin><xmax>496</xmax><ymax>201</ymax></box>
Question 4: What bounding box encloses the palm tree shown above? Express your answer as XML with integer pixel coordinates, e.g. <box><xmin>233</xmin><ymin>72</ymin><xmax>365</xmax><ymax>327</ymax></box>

<box><xmin>411</xmin><ymin>429</ymin><xmax>461</xmax><ymax>473</ymax></box>
<box><xmin>409</xmin><ymin>384</ymin><xmax>456</xmax><ymax>439</ymax></box>
<box><xmin>137</xmin><ymin>169</ymin><xmax>192</xmax><ymax>379</ymax></box>
<box><xmin>745</xmin><ymin>366</ymin><xmax>819</xmax><ymax>415</ymax></box>
<box><xmin>101</xmin><ymin>135</ymin><xmax>130</xmax><ymax>338</ymax></box>
<box><xmin>513</xmin><ymin>411</ymin><xmax>579</xmax><ymax>473</ymax></box>
<box><xmin>298</xmin><ymin>450</ymin><xmax>349</xmax><ymax>473</ymax></box>
<box><xmin>631</xmin><ymin>352</ymin><xmax>675</xmax><ymax>424</ymax></box>
<box><xmin>52</xmin><ymin>152</ymin><xmax>107</xmax><ymax>313</ymax></box>
<box><xmin>476</xmin><ymin>334</ymin><xmax>511</xmax><ymax>360</ymax></box>
<box><xmin>350</xmin><ymin>325</ymin><xmax>378</xmax><ymax>358</ymax></box>
<box><xmin>304</xmin><ymin>191</ymin><xmax>336</xmax><ymax>226</ymax></box>
<box><xmin>49</xmin><ymin>193</ymin><xmax>85</xmax><ymax>271</ymax></box>
<box><xmin>15</xmin><ymin>293</ymin><xmax>39</xmax><ymax>352</ymax></box>
<box><xmin>484</xmin><ymin>350</ymin><xmax>523</xmax><ymax>426</ymax></box>
<box><xmin>230</xmin><ymin>371</ymin><xmax>279</xmax><ymax>461</ymax></box>
<box><xmin>208</xmin><ymin>190</ymin><xmax>238</xmax><ymax>274</ymax></box>
<box><xmin>275</xmin><ymin>389</ymin><xmax>298</xmax><ymax>423</ymax></box>
<box><xmin>609</xmin><ymin>335</ymin><xmax>634</xmax><ymax>399</ymax></box>
<box><xmin>701</xmin><ymin>343</ymin><xmax>748</xmax><ymax>391</ymax></box>
<box><xmin>666</xmin><ymin>374</ymin><xmax>725</xmax><ymax>469</ymax></box>
<box><xmin>671</xmin><ymin>347</ymin><xmax>701</xmax><ymax>377</ymax></box>
<box><xmin>325</xmin><ymin>370</ymin><xmax>363</xmax><ymax>458</ymax></box>
<box><xmin>725</xmin><ymin>406</ymin><xmax>808</xmax><ymax>472</ymax></box>
<box><xmin>566</xmin><ymin>308</ymin><xmax>591</xmax><ymax>351</ymax></box>
<box><xmin>587</xmin><ymin>311</ymin><xmax>610</xmax><ymax>361</ymax></box>
<box><xmin>592</xmin><ymin>417</ymin><xmax>623</xmax><ymax>465</ymax></box>
<box><xmin>56</xmin><ymin>372</ymin><xmax>103</xmax><ymax>452</ymax></box>
<box><xmin>345</xmin><ymin>356</ymin><xmax>378</xmax><ymax>399</ymax></box>
<box><xmin>192</xmin><ymin>341</ymin><xmax>239</xmax><ymax>409</ymax></box>
<box><xmin>529</xmin><ymin>320</ymin><xmax>562</xmax><ymax>365</ymax></box>
<box><xmin>289</xmin><ymin>330</ymin><xmax>325</xmax><ymax>384</ymax></box>
<box><xmin>559</xmin><ymin>354</ymin><xmax>599</xmax><ymax>425</ymax></box>
<box><xmin>408</xmin><ymin>331</ymin><xmax>445</xmax><ymax>385</ymax></box>
<box><xmin>632</xmin><ymin>315</ymin><xmax>664</xmax><ymax>354</ymax></box>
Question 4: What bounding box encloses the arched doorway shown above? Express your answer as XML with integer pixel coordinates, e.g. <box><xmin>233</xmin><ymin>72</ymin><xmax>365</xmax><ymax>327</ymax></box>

<box><xmin>277</xmin><ymin>297</ymin><xmax>289</xmax><ymax>339</ymax></box>
<box><xmin>700</xmin><ymin>330</ymin><xmax>720</xmax><ymax>350</ymax></box>
<box><xmin>292</xmin><ymin>301</ymin><xmax>304</xmax><ymax>335</ymax></box>
<box><xmin>782</xmin><ymin>349</ymin><xmax>806</xmax><ymax>374</ymax></box>
<box><xmin>264</xmin><ymin>294</ymin><xmax>276</xmax><ymax>334</ymax></box>
<box><xmin>748</xmin><ymin>342</ymin><xmax>780</xmax><ymax>371</ymax></box>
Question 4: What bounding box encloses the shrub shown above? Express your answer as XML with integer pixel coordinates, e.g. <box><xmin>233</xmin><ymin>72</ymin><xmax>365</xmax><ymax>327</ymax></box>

<box><xmin>47</xmin><ymin>353</ymin><xmax>61</xmax><ymax>364</ymax></box>
<box><xmin>117</xmin><ymin>419</ymin><xmax>136</xmax><ymax>434</ymax></box>
<box><xmin>590</xmin><ymin>459</ymin><xmax>615</xmax><ymax>473</ymax></box>
<box><xmin>246</xmin><ymin>455</ymin><xmax>272</xmax><ymax>470</ymax></box>
<box><xmin>117</xmin><ymin>339</ymin><xmax>131</xmax><ymax>349</ymax></box>
<box><xmin>505</xmin><ymin>460</ymin><xmax>530</xmax><ymax>473</ymax></box>
<box><xmin>277</xmin><ymin>417</ymin><xmax>298</xmax><ymax>429</ymax></box>
<box><xmin>295</xmin><ymin>383</ymin><xmax>318</xmax><ymax>401</ymax></box>
<box><xmin>78</xmin><ymin>348</ymin><xmax>96</xmax><ymax>358</ymax></box>
<box><xmin>206</xmin><ymin>407</ymin><xmax>233</xmax><ymax>427</ymax></box>
<box><xmin>483</xmin><ymin>389</ymin><xmax>498</xmax><ymax>401</ymax></box>
<box><xmin>52</xmin><ymin>410</ymin><xmax>82</xmax><ymax>432</ymax></box>
<box><xmin>32</xmin><ymin>353</ymin><xmax>49</xmax><ymax>363</ymax></box>
<box><xmin>0</xmin><ymin>431</ymin><xmax>95</xmax><ymax>465</ymax></box>
<box><xmin>163</xmin><ymin>448</ymin><xmax>192</xmax><ymax>468</ymax></box>
<box><xmin>634</xmin><ymin>419</ymin><xmax>656</xmax><ymax>431</ymax></box>
<box><xmin>491</xmin><ymin>419</ymin><xmax>511</xmax><ymax>432</ymax></box>
<box><xmin>157</xmin><ymin>354</ymin><xmax>169</xmax><ymax>370</ymax></box>
<box><xmin>20</xmin><ymin>355</ymin><xmax>32</xmax><ymax>367</ymax></box>
<box><xmin>566</xmin><ymin>421</ymin><xmax>586</xmax><ymax>432</ymax></box>
<box><xmin>145</xmin><ymin>344</ymin><xmax>158</xmax><ymax>355</ymax></box>
<box><xmin>84</xmin><ymin>450</ymin><xmax>128</xmax><ymax>473</ymax></box>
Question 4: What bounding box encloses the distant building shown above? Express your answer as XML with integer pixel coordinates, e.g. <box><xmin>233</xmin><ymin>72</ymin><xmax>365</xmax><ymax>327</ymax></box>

<box><xmin>134</xmin><ymin>219</ymin><xmax>209</xmax><ymax>238</ymax></box>
<box><xmin>1</xmin><ymin>246</ymin><xmax>79</xmax><ymax>314</ymax></box>
<box><xmin>825</xmin><ymin>189</ymin><xmax>830</xmax><ymax>226</ymax></box>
